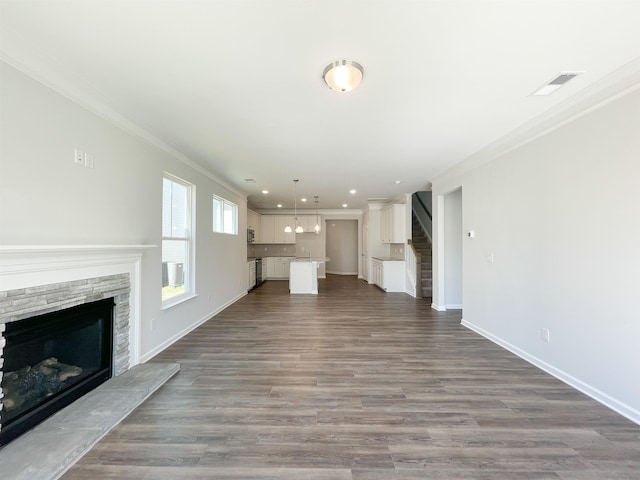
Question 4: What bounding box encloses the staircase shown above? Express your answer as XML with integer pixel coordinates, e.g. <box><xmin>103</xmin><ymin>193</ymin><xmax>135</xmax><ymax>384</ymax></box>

<box><xmin>412</xmin><ymin>214</ymin><xmax>432</xmax><ymax>298</ymax></box>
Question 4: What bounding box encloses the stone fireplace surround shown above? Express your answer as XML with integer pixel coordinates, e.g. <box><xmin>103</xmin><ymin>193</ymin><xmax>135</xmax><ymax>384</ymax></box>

<box><xmin>0</xmin><ymin>245</ymin><xmax>180</xmax><ymax>478</ymax></box>
<box><xmin>0</xmin><ymin>245</ymin><xmax>153</xmax><ymax>426</ymax></box>
<box><xmin>0</xmin><ymin>245</ymin><xmax>151</xmax><ymax>357</ymax></box>
<box><xmin>0</xmin><ymin>273</ymin><xmax>131</xmax><ymax>434</ymax></box>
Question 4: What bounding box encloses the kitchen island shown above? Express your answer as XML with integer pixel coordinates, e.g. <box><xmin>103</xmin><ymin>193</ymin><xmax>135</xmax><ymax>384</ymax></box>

<box><xmin>289</xmin><ymin>258</ymin><xmax>328</xmax><ymax>294</ymax></box>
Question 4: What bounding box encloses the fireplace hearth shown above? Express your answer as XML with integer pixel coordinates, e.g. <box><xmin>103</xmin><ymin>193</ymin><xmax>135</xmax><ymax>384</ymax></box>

<box><xmin>0</xmin><ymin>298</ymin><xmax>114</xmax><ymax>446</ymax></box>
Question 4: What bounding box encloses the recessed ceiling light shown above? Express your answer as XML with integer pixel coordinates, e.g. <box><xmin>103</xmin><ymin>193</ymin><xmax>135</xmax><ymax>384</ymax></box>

<box><xmin>244</xmin><ymin>178</ymin><xmax>256</xmax><ymax>183</ymax></box>
<box><xmin>277</xmin><ymin>204</ymin><xmax>283</xmax><ymax>208</ymax></box>
<box><xmin>301</xmin><ymin>198</ymin><xmax>307</xmax><ymax>202</ymax></box>
<box><xmin>394</xmin><ymin>180</ymin><xmax>401</xmax><ymax>184</ymax></box>
<box><xmin>342</xmin><ymin>203</ymin><xmax>348</xmax><ymax>208</ymax></box>
<box><xmin>262</xmin><ymin>190</ymin><xmax>269</xmax><ymax>194</ymax></box>
<box><xmin>532</xmin><ymin>71</ymin><xmax>583</xmax><ymax>96</ymax></box>
<box><xmin>349</xmin><ymin>189</ymin><xmax>356</xmax><ymax>194</ymax></box>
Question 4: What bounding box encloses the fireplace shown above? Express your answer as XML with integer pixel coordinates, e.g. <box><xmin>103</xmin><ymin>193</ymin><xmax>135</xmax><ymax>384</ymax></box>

<box><xmin>0</xmin><ymin>245</ymin><xmax>150</xmax><ymax>448</ymax></box>
<box><xmin>0</xmin><ymin>299</ymin><xmax>114</xmax><ymax>446</ymax></box>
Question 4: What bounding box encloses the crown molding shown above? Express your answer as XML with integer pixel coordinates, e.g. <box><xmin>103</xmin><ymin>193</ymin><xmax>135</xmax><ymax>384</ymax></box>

<box><xmin>432</xmin><ymin>57</ymin><xmax>640</xmax><ymax>186</ymax></box>
<box><xmin>0</xmin><ymin>53</ymin><xmax>246</xmax><ymax>200</ymax></box>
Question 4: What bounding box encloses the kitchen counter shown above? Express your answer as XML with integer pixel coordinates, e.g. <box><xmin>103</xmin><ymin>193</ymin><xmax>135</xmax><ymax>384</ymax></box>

<box><xmin>291</xmin><ymin>257</ymin><xmax>330</xmax><ymax>263</ymax></box>
<box><xmin>372</xmin><ymin>256</ymin><xmax>404</xmax><ymax>261</ymax></box>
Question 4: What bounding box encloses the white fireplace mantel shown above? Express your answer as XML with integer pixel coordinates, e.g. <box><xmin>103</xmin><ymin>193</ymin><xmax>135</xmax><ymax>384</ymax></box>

<box><xmin>0</xmin><ymin>244</ymin><xmax>156</xmax><ymax>367</ymax></box>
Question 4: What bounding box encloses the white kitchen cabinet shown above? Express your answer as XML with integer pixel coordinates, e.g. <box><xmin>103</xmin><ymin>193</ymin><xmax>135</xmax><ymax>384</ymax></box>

<box><xmin>296</xmin><ymin>215</ymin><xmax>321</xmax><ymax>233</ymax></box>
<box><xmin>260</xmin><ymin>215</ymin><xmax>296</xmax><ymax>244</ymax></box>
<box><xmin>265</xmin><ymin>257</ymin><xmax>275</xmax><ymax>278</ymax></box>
<box><xmin>247</xmin><ymin>260</ymin><xmax>256</xmax><ymax>290</ymax></box>
<box><xmin>362</xmin><ymin>254</ymin><xmax>369</xmax><ymax>281</ymax></box>
<box><xmin>247</xmin><ymin>209</ymin><xmax>261</xmax><ymax>242</ymax></box>
<box><xmin>380</xmin><ymin>204</ymin><xmax>406</xmax><ymax>244</ymax></box>
<box><xmin>261</xmin><ymin>215</ymin><xmax>276</xmax><ymax>243</ymax></box>
<box><xmin>371</xmin><ymin>258</ymin><xmax>405</xmax><ymax>292</ymax></box>
<box><xmin>275</xmin><ymin>257</ymin><xmax>292</xmax><ymax>278</ymax></box>
<box><xmin>275</xmin><ymin>216</ymin><xmax>296</xmax><ymax>243</ymax></box>
<box><xmin>265</xmin><ymin>257</ymin><xmax>292</xmax><ymax>279</ymax></box>
<box><xmin>289</xmin><ymin>260</ymin><xmax>320</xmax><ymax>294</ymax></box>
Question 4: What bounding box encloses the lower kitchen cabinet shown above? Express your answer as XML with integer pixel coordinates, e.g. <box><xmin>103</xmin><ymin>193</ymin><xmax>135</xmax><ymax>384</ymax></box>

<box><xmin>247</xmin><ymin>260</ymin><xmax>256</xmax><ymax>291</ymax></box>
<box><xmin>265</xmin><ymin>257</ymin><xmax>292</xmax><ymax>279</ymax></box>
<box><xmin>371</xmin><ymin>258</ymin><xmax>405</xmax><ymax>292</ymax></box>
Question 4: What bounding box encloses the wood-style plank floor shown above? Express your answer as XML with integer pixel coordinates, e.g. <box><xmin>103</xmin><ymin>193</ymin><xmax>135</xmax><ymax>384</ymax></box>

<box><xmin>63</xmin><ymin>275</ymin><xmax>640</xmax><ymax>479</ymax></box>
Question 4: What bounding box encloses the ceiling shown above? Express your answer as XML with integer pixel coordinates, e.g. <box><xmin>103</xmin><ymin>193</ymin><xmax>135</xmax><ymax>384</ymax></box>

<box><xmin>1</xmin><ymin>1</ymin><xmax>639</xmax><ymax>211</ymax></box>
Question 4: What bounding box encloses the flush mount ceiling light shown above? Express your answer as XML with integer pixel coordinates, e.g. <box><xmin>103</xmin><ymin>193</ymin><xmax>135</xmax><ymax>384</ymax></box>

<box><xmin>323</xmin><ymin>60</ymin><xmax>364</xmax><ymax>93</ymax></box>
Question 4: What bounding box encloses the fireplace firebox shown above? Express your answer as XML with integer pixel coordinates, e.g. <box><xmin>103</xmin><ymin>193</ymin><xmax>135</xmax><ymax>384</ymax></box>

<box><xmin>0</xmin><ymin>298</ymin><xmax>114</xmax><ymax>447</ymax></box>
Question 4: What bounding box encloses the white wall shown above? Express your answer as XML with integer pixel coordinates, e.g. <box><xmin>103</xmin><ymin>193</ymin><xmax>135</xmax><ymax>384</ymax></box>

<box><xmin>444</xmin><ymin>188</ymin><xmax>462</xmax><ymax>308</ymax></box>
<box><xmin>295</xmin><ymin>230</ymin><xmax>327</xmax><ymax>277</ymax></box>
<box><xmin>326</xmin><ymin>220</ymin><xmax>358</xmax><ymax>274</ymax></box>
<box><xmin>431</xmin><ymin>86</ymin><xmax>640</xmax><ymax>423</ymax></box>
<box><xmin>0</xmin><ymin>61</ymin><xmax>248</xmax><ymax>361</ymax></box>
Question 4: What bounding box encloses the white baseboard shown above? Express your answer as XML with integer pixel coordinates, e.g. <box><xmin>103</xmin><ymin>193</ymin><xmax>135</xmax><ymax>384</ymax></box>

<box><xmin>140</xmin><ymin>291</ymin><xmax>247</xmax><ymax>363</ymax></box>
<box><xmin>446</xmin><ymin>303</ymin><xmax>463</xmax><ymax>309</ymax></box>
<box><xmin>431</xmin><ymin>303</ymin><xmax>447</xmax><ymax>311</ymax></box>
<box><xmin>326</xmin><ymin>271</ymin><xmax>358</xmax><ymax>275</ymax></box>
<box><xmin>461</xmin><ymin>319</ymin><xmax>640</xmax><ymax>426</ymax></box>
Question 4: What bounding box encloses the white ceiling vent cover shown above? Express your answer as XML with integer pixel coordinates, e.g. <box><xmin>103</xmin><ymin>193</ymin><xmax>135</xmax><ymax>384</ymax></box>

<box><xmin>533</xmin><ymin>71</ymin><xmax>584</xmax><ymax>96</ymax></box>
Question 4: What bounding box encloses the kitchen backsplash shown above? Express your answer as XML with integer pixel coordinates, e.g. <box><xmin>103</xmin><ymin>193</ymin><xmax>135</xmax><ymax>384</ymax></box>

<box><xmin>390</xmin><ymin>243</ymin><xmax>405</xmax><ymax>260</ymax></box>
<box><xmin>248</xmin><ymin>243</ymin><xmax>299</xmax><ymax>257</ymax></box>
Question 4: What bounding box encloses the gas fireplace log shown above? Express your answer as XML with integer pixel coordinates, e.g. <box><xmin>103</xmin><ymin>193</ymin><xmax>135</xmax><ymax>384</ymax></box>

<box><xmin>2</xmin><ymin>358</ymin><xmax>83</xmax><ymax>413</ymax></box>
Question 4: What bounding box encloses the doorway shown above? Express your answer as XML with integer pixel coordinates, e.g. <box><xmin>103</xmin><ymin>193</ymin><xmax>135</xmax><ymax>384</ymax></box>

<box><xmin>443</xmin><ymin>188</ymin><xmax>463</xmax><ymax>309</ymax></box>
<box><xmin>325</xmin><ymin>220</ymin><xmax>358</xmax><ymax>275</ymax></box>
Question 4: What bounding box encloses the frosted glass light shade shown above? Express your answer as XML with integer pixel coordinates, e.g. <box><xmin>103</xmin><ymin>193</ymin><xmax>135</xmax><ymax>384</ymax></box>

<box><xmin>295</xmin><ymin>225</ymin><xmax>304</xmax><ymax>233</ymax></box>
<box><xmin>323</xmin><ymin>61</ymin><xmax>363</xmax><ymax>93</ymax></box>
<box><xmin>284</xmin><ymin>225</ymin><xmax>292</xmax><ymax>233</ymax></box>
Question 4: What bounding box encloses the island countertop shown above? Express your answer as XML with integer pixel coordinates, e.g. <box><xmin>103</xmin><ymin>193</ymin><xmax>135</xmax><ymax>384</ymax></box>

<box><xmin>290</xmin><ymin>257</ymin><xmax>330</xmax><ymax>263</ymax></box>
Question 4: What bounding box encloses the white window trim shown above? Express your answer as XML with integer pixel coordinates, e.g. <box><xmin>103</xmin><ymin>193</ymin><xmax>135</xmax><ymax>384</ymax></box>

<box><xmin>162</xmin><ymin>173</ymin><xmax>196</xmax><ymax>306</ymax></box>
<box><xmin>213</xmin><ymin>194</ymin><xmax>238</xmax><ymax>235</ymax></box>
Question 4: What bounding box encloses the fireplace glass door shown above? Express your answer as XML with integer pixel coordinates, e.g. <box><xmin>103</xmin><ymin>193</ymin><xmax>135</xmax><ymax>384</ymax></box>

<box><xmin>0</xmin><ymin>298</ymin><xmax>114</xmax><ymax>446</ymax></box>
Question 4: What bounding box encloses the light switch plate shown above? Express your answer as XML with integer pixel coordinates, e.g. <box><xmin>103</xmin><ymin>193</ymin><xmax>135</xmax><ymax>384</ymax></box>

<box><xmin>74</xmin><ymin>148</ymin><xmax>85</xmax><ymax>166</ymax></box>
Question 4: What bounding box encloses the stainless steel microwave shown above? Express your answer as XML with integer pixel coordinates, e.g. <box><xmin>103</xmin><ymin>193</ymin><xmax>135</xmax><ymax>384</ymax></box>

<box><xmin>247</xmin><ymin>228</ymin><xmax>255</xmax><ymax>243</ymax></box>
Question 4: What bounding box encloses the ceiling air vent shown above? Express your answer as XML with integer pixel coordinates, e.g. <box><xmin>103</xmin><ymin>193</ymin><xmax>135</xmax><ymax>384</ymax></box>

<box><xmin>532</xmin><ymin>71</ymin><xmax>583</xmax><ymax>96</ymax></box>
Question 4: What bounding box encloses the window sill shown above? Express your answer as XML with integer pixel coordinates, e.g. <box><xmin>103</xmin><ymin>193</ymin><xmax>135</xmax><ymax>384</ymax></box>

<box><xmin>161</xmin><ymin>293</ymin><xmax>198</xmax><ymax>311</ymax></box>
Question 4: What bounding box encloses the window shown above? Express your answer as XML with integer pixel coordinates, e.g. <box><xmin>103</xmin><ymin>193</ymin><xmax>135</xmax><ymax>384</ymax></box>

<box><xmin>213</xmin><ymin>195</ymin><xmax>237</xmax><ymax>234</ymax></box>
<box><xmin>162</xmin><ymin>174</ymin><xmax>194</xmax><ymax>304</ymax></box>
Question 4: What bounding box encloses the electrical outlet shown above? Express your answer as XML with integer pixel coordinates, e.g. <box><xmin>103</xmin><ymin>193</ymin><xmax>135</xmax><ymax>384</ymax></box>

<box><xmin>541</xmin><ymin>328</ymin><xmax>550</xmax><ymax>343</ymax></box>
<box><xmin>74</xmin><ymin>148</ymin><xmax>85</xmax><ymax>166</ymax></box>
<box><xmin>84</xmin><ymin>153</ymin><xmax>94</xmax><ymax>169</ymax></box>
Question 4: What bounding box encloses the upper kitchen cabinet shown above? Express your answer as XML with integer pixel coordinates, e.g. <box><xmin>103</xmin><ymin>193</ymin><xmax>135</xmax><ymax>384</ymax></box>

<box><xmin>296</xmin><ymin>215</ymin><xmax>322</xmax><ymax>233</ymax></box>
<box><xmin>380</xmin><ymin>204</ymin><xmax>406</xmax><ymax>244</ymax></box>
<box><xmin>261</xmin><ymin>215</ymin><xmax>296</xmax><ymax>244</ymax></box>
<box><xmin>247</xmin><ymin>209</ymin><xmax>261</xmax><ymax>242</ymax></box>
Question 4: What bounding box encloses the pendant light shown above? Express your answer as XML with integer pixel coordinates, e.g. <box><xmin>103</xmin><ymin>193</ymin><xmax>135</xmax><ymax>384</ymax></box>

<box><xmin>284</xmin><ymin>179</ymin><xmax>304</xmax><ymax>233</ymax></box>
<box><xmin>314</xmin><ymin>196</ymin><xmax>320</xmax><ymax>233</ymax></box>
